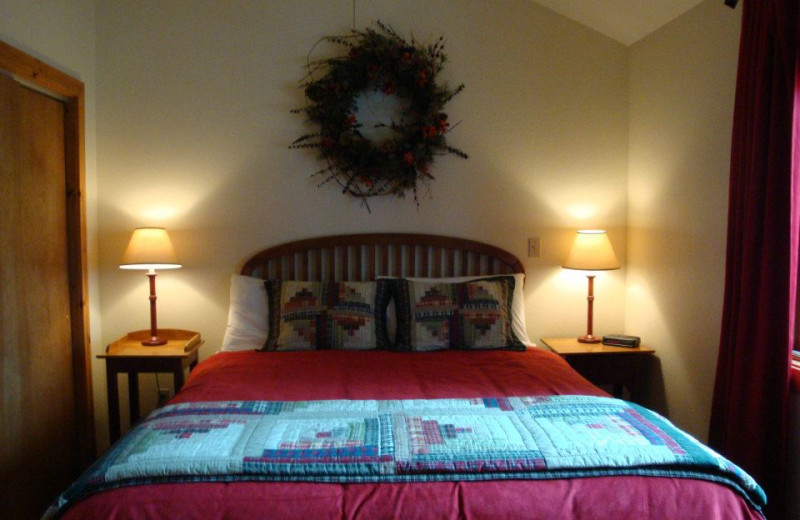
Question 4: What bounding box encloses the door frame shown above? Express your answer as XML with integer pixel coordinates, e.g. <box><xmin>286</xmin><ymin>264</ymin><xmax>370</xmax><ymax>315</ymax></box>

<box><xmin>0</xmin><ymin>40</ymin><xmax>94</xmax><ymax>465</ymax></box>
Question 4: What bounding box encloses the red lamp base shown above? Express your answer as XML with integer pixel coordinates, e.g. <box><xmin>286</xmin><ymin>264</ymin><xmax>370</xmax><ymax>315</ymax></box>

<box><xmin>577</xmin><ymin>275</ymin><xmax>602</xmax><ymax>344</ymax></box>
<box><xmin>141</xmin><ymin>272</ymin><xmax>167</xmax><ymax>346</ymax></box>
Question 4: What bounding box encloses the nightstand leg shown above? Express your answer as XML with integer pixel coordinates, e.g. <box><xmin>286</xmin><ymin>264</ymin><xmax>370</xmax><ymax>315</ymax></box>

<box><xmin>629</xmin><ymin>377</ymin><xmax>642</xmax><ymax>404</ymax></box>
<box><xmin>107</xmin><ymin>367</ymin><xmax>121</xmax><ymax>443</ymax></box>
<box><xmin>174</xmin><ymin>366</ymin><xmax>185</xmax><ymax>392</ymax></box>
<box><xmin>128</xmin><ymin>371</ymin><xmax>140</xmax><ymax>424</ymax></box>
<box><xmin>629</xmin><ymin>358</ymin><xmax>646</xmax><ymax>404</ymax></box>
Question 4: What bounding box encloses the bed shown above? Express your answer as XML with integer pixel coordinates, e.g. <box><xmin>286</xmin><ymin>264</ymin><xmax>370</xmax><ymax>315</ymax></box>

<box><xmin>50</xmin><ymin>234</ymin><xmax>765</xmax><ymax>519</ymax></box>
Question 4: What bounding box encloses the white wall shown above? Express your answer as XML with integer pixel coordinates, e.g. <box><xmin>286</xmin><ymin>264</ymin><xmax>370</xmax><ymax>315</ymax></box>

<box><xmin>4</xmin><ymin>0</ymin><xmax>744</xmax><ymax>453</ymax></box>
<box><xmin>0</xmin><ymin>0</ymin><xmax>102</xmax><ymax>449</ymax></box>
<box><xmin>94</xmin><ymin>0</ymin><xmax>629</xmax><ymax>449</ymax></box>
<box><xmin>626</xmin><ymin>0</ymin><xmax>741</xmax><ymax>440</ymax></box>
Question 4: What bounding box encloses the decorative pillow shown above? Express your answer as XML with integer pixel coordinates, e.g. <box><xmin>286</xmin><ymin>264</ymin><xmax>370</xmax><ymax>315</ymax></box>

<box><xmin>262</xmin><ymin>280</ymin><xmax>392</xmax><ymax>351</ymax></box>
<box><xmin>220</xmin><ymin>275</ymin><xmax>269</xmax><ymax>351</ymax></box>
<box><xmin>392</xmin><ymin>276</ymin><xmax>525</xmax><ymax>351</ymax></box>
<box><xmin>380</xmin><ymin>274</ymin><xmax>533</xmax><ymax>346</ymax></box>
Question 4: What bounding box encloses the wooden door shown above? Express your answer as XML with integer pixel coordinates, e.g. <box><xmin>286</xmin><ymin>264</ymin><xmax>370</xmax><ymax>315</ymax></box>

<box><xmin>0</xmin><ymin>42</ymin><xmax>93</xmax><ymax>519</ymax></box>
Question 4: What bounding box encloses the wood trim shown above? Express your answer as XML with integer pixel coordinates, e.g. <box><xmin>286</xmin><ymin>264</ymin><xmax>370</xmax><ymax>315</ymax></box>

<box><xmin>0</xmin><ymin>41</ymin><xmax>83</xmax><ymax>98</ymax></box>
<box><xmin>0</xmin><ymin>40</ymin><xmax>94</xmax><ymax>466</ymax></box>
<box><xmin>242</xmin><ymin>233</ymin><xmax>525</xmax><ymax>280</ymax></box>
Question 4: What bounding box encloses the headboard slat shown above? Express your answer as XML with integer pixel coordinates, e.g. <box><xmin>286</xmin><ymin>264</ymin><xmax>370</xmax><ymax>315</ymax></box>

<box><xmin>379</xmin><ymin>245</ymin><xmax>388</xmax><ymax>278</ymax></box>
<box><xmin>341</xmin><ymin>247</ymin><xmax>346</xmax><ymax>279</ymax></box>
<box><xmin>310</xmin><ymin>251</ymin><xmax>317</xmax><ymax>280</ymax></box>
<box><xmin>446</xmin><ymin>249</ymin><xmax>456</xmax><ymax>277</ymax></box>
<box><xmin>403</xmin><ymin>246</ymin><xmax>411</xmax><ymax>277</ymax></box>
<box><xmin>393</xmin><ymin>245</ymin><xmax>401</xmax><ymax>277</ymax></box>
<box><xmin>419</xmin><ymin>246</ymin><xmax>428</xmax><ymax>277</ymax></box>
<box><xmin>298</xmin><ymin>252</ymin><xmax>307</xmax><ymax>281</ymax></box>
<box><xmin>367</xmin><ymin>246</ymin><xmax>376</xmax><ymax>280</ymax></box>
<box><xmin>242</xmin><ymin>234</ymin><xmax>524</xmax><ymax>282</ymax></box>
<box><xmin>353</xmin><ymin>245</ymin><xmax>362</xmax><ymax>280</ymax></box>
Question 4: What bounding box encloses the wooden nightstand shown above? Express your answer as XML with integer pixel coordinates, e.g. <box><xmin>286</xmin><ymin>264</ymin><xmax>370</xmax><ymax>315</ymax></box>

<box><xmin>540</xmin><ymin>337</ymin><xmax>655</xmax><ymax>405</ymax></box>
<box><xmin>98</xmin><ymin>329</ymin><xmax>203</xmax><ymax>442</ymax></box>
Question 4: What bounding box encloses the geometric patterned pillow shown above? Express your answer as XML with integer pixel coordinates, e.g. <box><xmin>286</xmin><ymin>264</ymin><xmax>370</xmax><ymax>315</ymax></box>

<box><xmin>392</xmin><ymin>276</ymin><xmax>525</xmax><ymax>351</ymax></box>
<box><xmin>261</xmin><ymin>280</ymin><xmax>391</xmax><ymax>351</ymax></box>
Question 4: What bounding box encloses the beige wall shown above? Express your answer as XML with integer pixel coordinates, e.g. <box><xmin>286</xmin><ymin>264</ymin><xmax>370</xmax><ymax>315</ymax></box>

<box><xmin>4</xmin><ymin>0</ymin><xmax>744</xmax><ymax>453</ymax></box>
<box><xmin>626</xmin><ymin>0</ymin><xmax>741</xmax><ymax>440</ymax></box>
<box><xmin>93</xmin><ymin>0</ymin><xmax>629</xmax><ymax>450</ymax></box>
<box><xmin>0</xmin><ymin>0</ymin><xmax>103</xmax><ymax>447</ymax></box>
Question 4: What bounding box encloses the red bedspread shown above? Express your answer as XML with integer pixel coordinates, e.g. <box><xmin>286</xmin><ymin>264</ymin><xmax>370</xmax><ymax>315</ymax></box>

<box><xmin>60</xmin><ymin>348</ymin><xmax>763</xmax><ymax>519</ymax></box>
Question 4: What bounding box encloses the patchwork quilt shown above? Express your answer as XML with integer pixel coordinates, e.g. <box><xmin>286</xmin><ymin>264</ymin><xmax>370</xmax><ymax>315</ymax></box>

<box><xmin>49</xmin><ymin>395</ymin><xmax>765</xmax><ymax>517</ymax></box>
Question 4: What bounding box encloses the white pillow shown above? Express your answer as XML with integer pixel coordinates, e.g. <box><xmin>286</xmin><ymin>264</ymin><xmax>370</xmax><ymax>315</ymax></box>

<box><xmin>220</xmin><ymin>274</ymin><xmax>268</xmax><ymax>351</ymax></box>
<box><xmin>380</xmin><ymin>274</ymin><xmax>534</xmax><ymax>346</ymax></box>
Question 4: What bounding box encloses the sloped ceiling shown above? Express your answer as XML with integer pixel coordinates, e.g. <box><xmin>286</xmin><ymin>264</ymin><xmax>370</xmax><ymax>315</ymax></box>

<box><xmin>532</xmin><ymin>0</ymin><xmax>708</xmax><ymax>45</ymax></box>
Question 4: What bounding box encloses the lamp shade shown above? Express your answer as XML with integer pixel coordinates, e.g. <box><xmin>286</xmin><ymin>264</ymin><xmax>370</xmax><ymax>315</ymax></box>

<box><xmin>119</xmin><ymin>227</ymin><xmax>181</xmax><ymax>270</ymax></box>
<box><xmin>562</xmin><ymin>230</ymin><xmax>620</xmax><ymax>271</ymax></box>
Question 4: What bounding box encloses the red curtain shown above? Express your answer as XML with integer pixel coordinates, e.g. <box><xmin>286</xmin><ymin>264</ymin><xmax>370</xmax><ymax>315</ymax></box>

<box><xmin>710</xmin><ymin>1</ymin><xmax>800</xmax><ymax>518</ymax></box>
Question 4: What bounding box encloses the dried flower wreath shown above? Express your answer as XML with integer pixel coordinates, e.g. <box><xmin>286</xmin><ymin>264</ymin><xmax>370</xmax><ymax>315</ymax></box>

<box><xmin>291</xmin><ymin>22</ymin><xmax>467</xmax><ymax>208</ymax></box>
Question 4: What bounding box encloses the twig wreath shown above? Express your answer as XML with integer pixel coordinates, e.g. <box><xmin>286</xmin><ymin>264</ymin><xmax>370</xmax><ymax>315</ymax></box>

<box><xmin>291</xmin><ymin>22</ymin><xmax>467</xmax><ymax>208</ymax></box>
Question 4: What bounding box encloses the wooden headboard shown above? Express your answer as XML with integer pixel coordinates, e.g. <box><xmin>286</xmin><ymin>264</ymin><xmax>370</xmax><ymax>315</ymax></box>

<box><xmin>241</xmin><ymin>233</ymin><xmax>524</xmax><ymax>281</ymax></box>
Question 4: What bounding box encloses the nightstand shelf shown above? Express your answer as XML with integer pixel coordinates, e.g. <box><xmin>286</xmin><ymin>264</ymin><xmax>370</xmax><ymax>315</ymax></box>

<box><xmin>98</xmin><ymin>329</ymin><xmax>203</xmax><ymax>442</ymax></box>
<box><xmin>540</xmin><ymin>337</ymin><xmax>655</xmax><ymax>405</ymax></box>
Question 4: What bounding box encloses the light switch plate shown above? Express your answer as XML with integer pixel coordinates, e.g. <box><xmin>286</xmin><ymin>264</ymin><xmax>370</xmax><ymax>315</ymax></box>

<box><xmin>528</xmin><ymin>237</ymin><xmax>540</xmax><ymax>258</ymax></box>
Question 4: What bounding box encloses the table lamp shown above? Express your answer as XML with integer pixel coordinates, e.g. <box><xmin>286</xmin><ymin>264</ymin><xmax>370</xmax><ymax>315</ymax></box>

<box><xmin>119</xmin><ymin>227</ymin><xmax>181</xmax><ymax>346</ymax></box>
<box><xmin>562</xmin><ymin>229</ymin><xmax>620</xmax><ymax>343</ymax></box>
